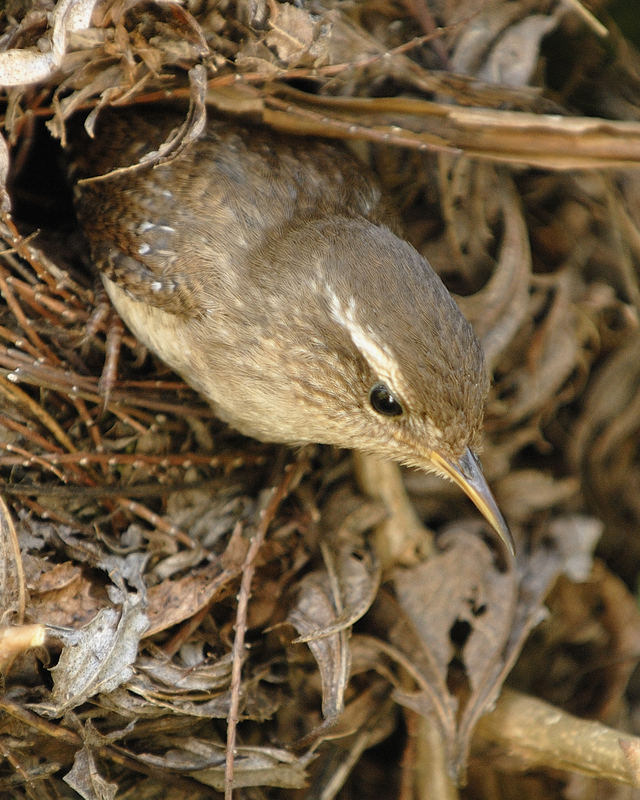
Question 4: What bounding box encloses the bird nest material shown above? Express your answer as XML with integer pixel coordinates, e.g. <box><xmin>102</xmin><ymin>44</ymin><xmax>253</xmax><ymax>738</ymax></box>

<box><xmin>2</xmin><ymin>0</ymin><xmax>640</xmax><ymax>798</ymax></box>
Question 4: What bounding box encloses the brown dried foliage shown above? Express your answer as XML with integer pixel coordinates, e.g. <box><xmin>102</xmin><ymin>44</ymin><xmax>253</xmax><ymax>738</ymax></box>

<box><xmin>2</xmin><ymin>0</ymin><xmax>640</xmax><ymax>798</ymax></box>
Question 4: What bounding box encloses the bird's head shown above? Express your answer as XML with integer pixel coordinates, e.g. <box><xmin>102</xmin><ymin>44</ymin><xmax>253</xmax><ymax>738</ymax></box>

<box><xmin>242</xmin><ymin>217</ymin><xmax>513</xmax><ymax>555</ymax></box>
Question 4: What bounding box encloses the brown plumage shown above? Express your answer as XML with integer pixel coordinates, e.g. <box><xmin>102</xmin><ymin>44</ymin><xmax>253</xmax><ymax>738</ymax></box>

<box><xmin>69</xmin><ymin>107</ymin><xmax>513</xmax><ymax>554</ymax></box>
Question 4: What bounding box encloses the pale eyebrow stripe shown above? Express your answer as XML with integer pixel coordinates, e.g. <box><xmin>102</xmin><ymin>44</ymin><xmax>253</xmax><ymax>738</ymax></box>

<box><xmin>324</xmin><ymin>283</ymin><xmax>405</xmax><ymax>392</ymax></box>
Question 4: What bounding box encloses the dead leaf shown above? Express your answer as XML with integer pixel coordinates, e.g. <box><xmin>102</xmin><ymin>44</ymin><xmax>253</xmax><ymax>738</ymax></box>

<box><xmin>455</xmin><ymin>175</ymin><xmax>532</xmax><ymax>370</ymax></box>
<box><xmin>64</xmin><ymin>745</ymin><xmax>117</xmax><ymax>800</ymax></box>
<box><xmin>478</xmin><ymin>14</ymin><xmax>560</xmax><ymax>88</ymax></box>
<box><xmin>265</xmin><ymin>4</ymin><xmax>317</xmax><ymax>64</ymax></box>
<box><xmin>42</xmin><ymin>593</ymin><xmax>148</xmax><ymax>716</ymax></box>
<box><xmin>134</xmin><ymin>738</ymin><xmax>311</xmax><ymax>790</ymax></box>
<box><xmin>0</xmin><ymin>494</ymin><xmax>25</xmax><ymax>625</ymax></box>
<box><xmin>0</xmin><ymin>0</ymin><xmax>98</xmax><ymax>86</ymax></box>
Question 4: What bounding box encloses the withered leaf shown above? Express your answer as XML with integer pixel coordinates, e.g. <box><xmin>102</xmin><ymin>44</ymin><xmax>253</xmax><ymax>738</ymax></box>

<box><xmin>3</xmin><ymin>0</ymin><xmax>640</xmax><ymax>794</ymax></box>
<box><xmin>451</xmin><ymin>1</ymin><xmax>532</xmax><ymax>77</ymax></box>
<box><xmin>0</xmin><ymin>132</ymin><xmax>9</xmax><ymax>214</ymax></box>
<box><xmin>393</xmin><ymin>528</ymin><xmax>516</xmax><ymax>688</ymax></box>
<box><xmin>456</xmin><ymin>176</ymin><xmax>532</xmax><ymax>370</ymax></box>
<box><xmin>63</xmin><ymin>745</ymin><xmax>117</xmax><ymax>800</ymax></box>
<box><xmin>136</xmin><ymin>738</ymin><xmax>311</xmax><ymax>790</ymax></box>
<box><xmin>136</xmin><ymin>652</ymin><xmax>232</xmax><ymax>692</ymax></box>
<box><xmin>27</xmin><ymin>560</ymin><xmax>104</xmax><ymax>630</ymax></box>
<box><xmin>0</xmin><ymin>0</ymin><xmax>98</xmax><ymax>87</ymax></box>
<box><xmin>124</xmin><ymin>675</ymin><xmax>234</xmax><ymax>718</ymax></box>
<box><xmin>287</xmin><ymin>546</ymin><xmax>380</xmax><ymax>721</ymax></box>
<box><xmin>145</xmin><ymin>560</ymin><xmax>240</xmax><ymax>637</ymax></box>
<box><xmin>477</xmin><ymin>14</ymin><xmax>560</xmax><ymax>88</ymax></box>
<box><xmin>497</xmin><ymin>470</ymin><xmax>579</xmax><ymax>525</ymax></box>
<box><xmin>0</xmin><ymin>494</ymin><xmax>23</xmax><ymax>624</ymax></box>
<box><xmin>503</xmin><ymin>270</ymin><xmax>585</xmax><ymax>424</ymax></box>
<box><xmin>265</xmin><ymin>3</ymin><xmax>318</xmax><ymax>65</ymax></box>
<box><xmin>43</xmin><ymin>593</ymin><xmax>148</xmax><ymax>715</ymax></box>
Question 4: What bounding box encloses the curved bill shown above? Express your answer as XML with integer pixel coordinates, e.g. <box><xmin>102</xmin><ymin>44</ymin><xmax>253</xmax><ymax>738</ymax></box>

<box><xmin>429</xmin><ymin>447</ymin><xmax>515</xmax><ymax>557</ymax></box>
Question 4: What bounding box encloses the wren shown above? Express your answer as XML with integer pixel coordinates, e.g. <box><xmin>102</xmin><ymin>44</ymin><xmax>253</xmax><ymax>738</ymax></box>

<box><xmin>70</xmin><ymin>107</ymin><xmax>513</xmax><ymax>555</ymax></box>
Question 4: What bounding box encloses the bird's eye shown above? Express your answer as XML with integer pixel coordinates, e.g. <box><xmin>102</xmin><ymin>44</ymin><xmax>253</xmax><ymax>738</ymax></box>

<box><xmin>369</xmin><ymin>383</ymin><xmax>403</xmax><ymax>416</ymax></box>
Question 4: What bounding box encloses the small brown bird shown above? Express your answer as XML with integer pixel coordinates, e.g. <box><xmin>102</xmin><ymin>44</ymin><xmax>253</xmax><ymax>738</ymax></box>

<box><xmin>70</xmin><ymin>107</ymin><xmax>513</xmax><ymax>555</ymax></box>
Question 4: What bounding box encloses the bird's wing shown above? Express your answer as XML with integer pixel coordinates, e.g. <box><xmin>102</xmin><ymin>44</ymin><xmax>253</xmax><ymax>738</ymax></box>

<box><xmin>69</xmin><ymin>108</ymin><xmax>394</xmax><ymax>314</ymax></box>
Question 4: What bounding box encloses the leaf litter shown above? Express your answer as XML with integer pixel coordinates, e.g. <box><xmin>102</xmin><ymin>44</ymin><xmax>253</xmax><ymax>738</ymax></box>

<box><xmin>2</xmin><ymin>0</ymin><xmax>640</xmax><ymax>798</ymax></box>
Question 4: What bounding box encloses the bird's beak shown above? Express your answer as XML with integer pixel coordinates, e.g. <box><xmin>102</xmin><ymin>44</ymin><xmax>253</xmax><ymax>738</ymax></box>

<box><xmin>429</xmin><ymin>447</ymin><xmax>515</xmax><ymax>557</ymax></box>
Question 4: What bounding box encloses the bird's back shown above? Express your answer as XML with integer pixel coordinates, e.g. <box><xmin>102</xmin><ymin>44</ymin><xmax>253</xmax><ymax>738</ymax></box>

<box><xmin>69</xmin><ymin>107</ymin><xmax>399</xmax><ymax>315</ymax></box>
